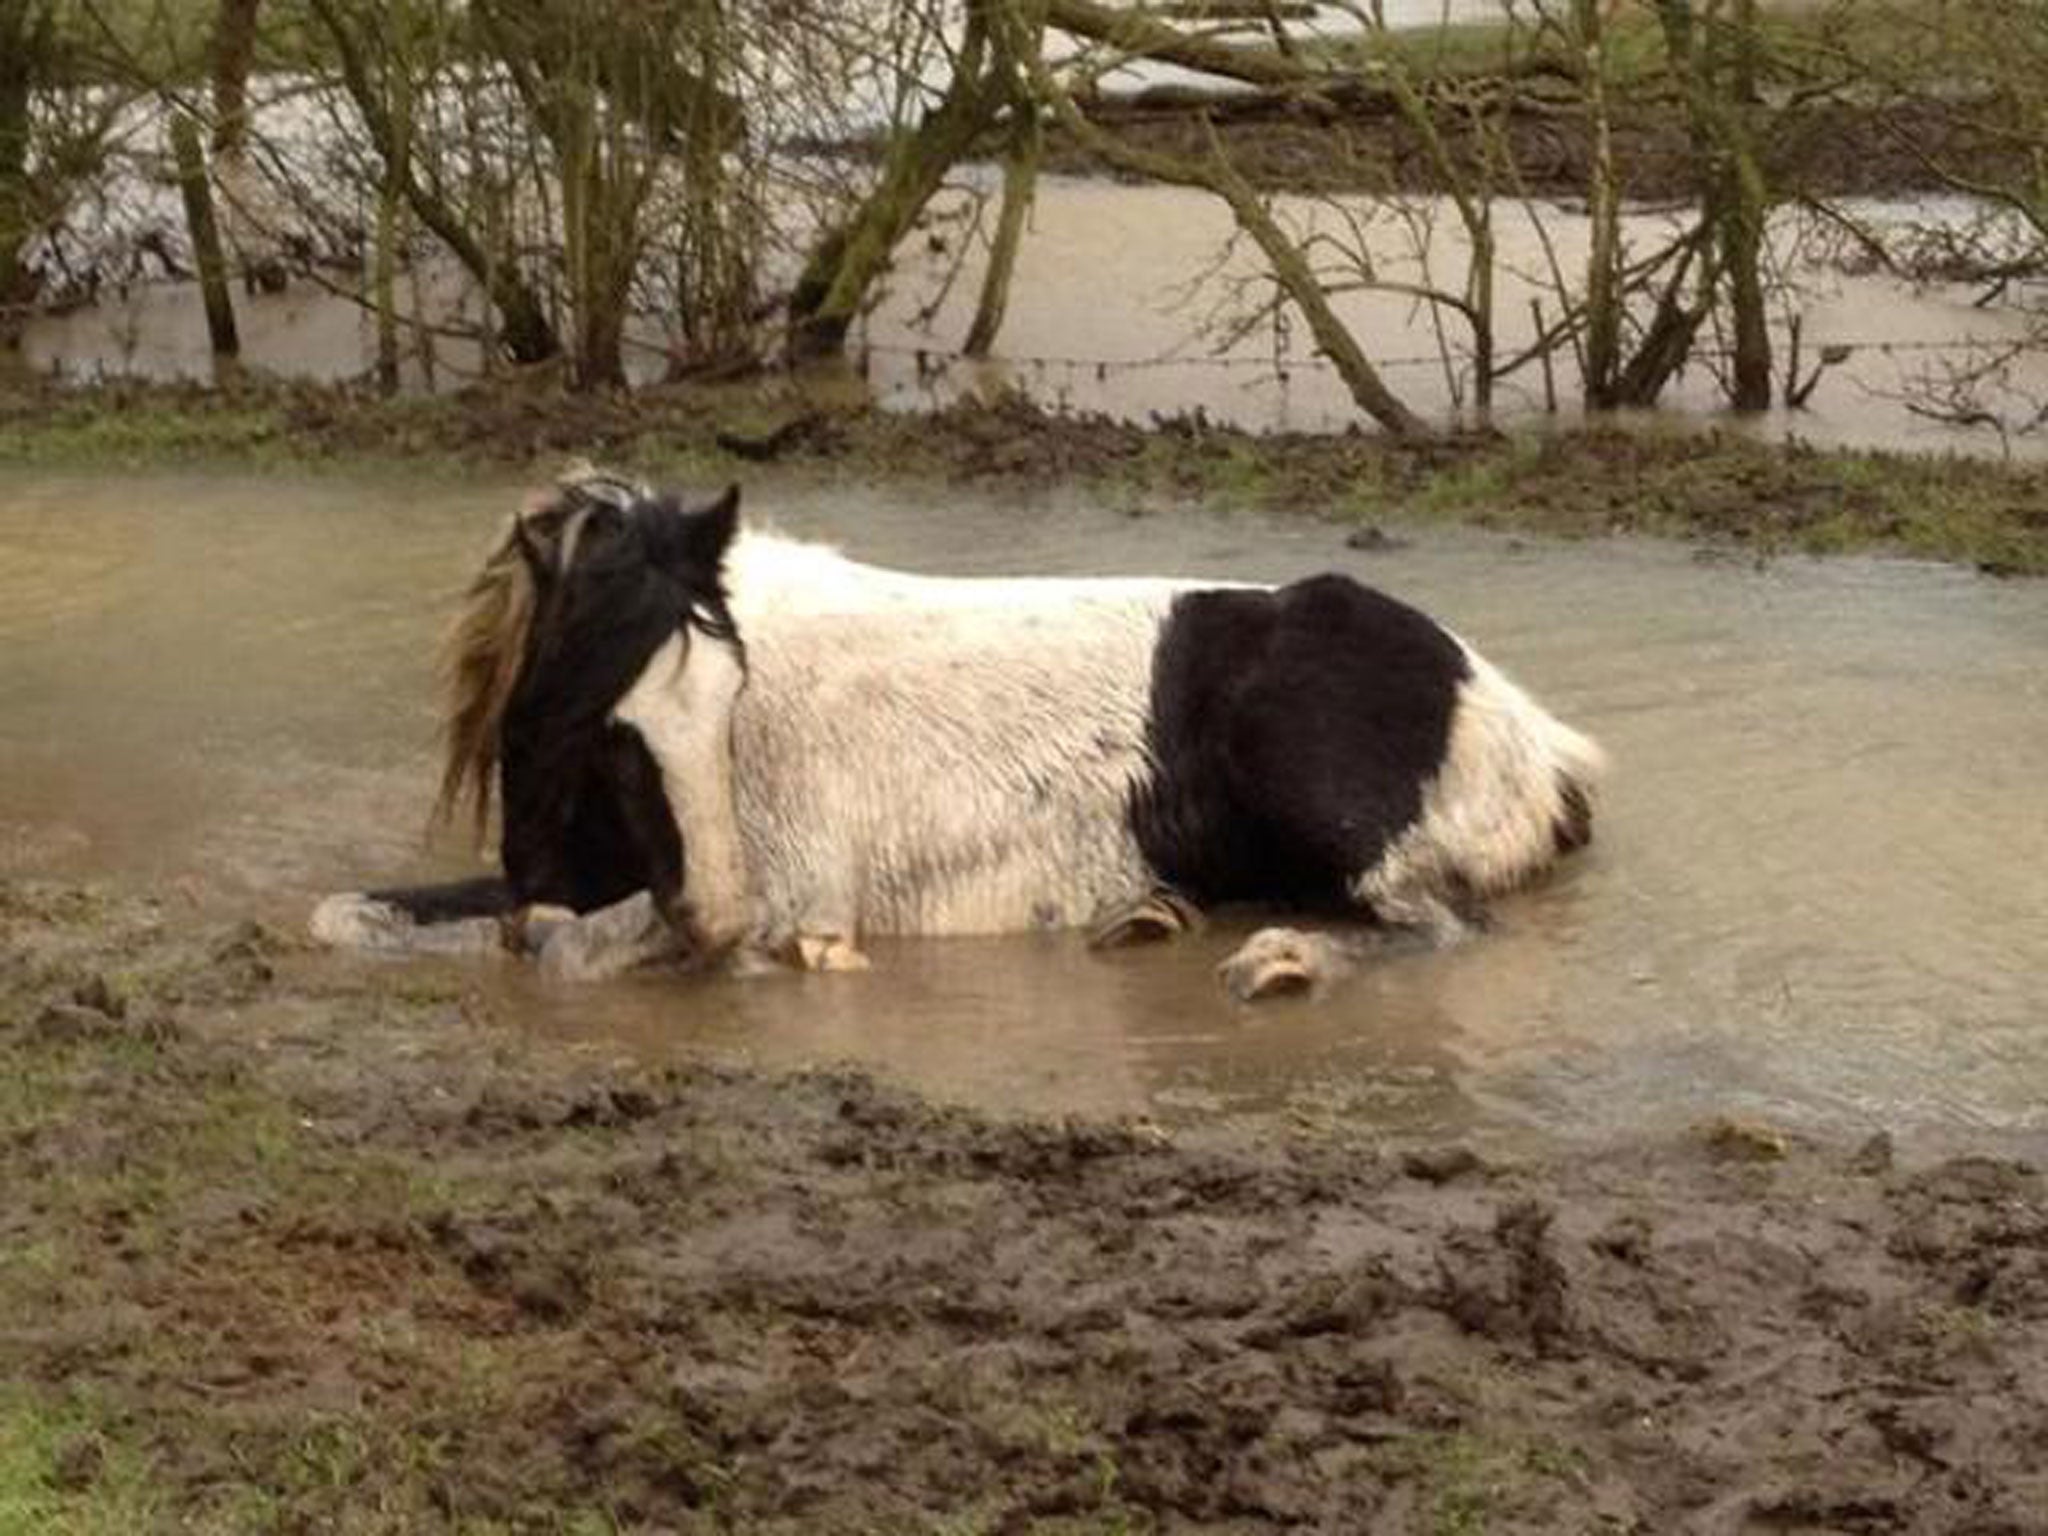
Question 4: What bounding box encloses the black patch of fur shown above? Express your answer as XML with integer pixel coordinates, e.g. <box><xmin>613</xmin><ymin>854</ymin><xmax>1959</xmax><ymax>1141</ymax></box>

<box><xmin>367</xmin><ymin>875</ymin><xmax>517</xmax><ymax>924</ymax></box>
<box><xmin>1553</xmin><ymin>774</ymin><xmax>1595</xmax><ymax>854</ymax></box>
<box><xmin>1131</xmin><ymin>574</ymin><xmax>1468</xmax><ymax>908</ymax></box>
<box><xmin>500</xmin><ymin>723</ymin><xmax>678</xmax><ymax>913</ymax></box>
<box><xmin>498</xmin><ymin>486</ymin><xmax>739</xmax><ymax>911</ymax></box>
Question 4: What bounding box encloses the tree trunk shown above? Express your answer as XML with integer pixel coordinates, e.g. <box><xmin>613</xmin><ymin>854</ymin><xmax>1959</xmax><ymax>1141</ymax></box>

<box><xmin>787</xmin><ymin>12</ymin><xmax>1000</xmax><ymax>358</ymax></box>
<box><xmin>170</xmin><ymin>112</ymin><xmax>240</xmax><ymax>358</ymax></box>
<box><xmin>373</xmin><ymin>165</ymin><xmax>401</xmax><ymax>390</ymax></box>
<box><xmin>1656</xmin><ymin>0</ymin><xmax>1772</xmax><ymax>410</ymax></box>
<box><xmin>964</xmin><ymin>110</ymin><xmax>1040</xmax><ymax>358</ymax></box>
<box><xmin>0</xmin><ymin>0</ymin><xmax>49</xmax><ymax>347</ymax></box>
<box><xmin>1721</xmin><ymin>158</ymin><xmax>1772</xmax><ymax>410</ymax></box>
<box><xmin>210</xmin><ymin>0</ymin><xmax>260</xmax><ymax>156</ymax></box>
<box><xmin>1721</xmin><ymin>0</ymin><xmax>1771</xmax><ymax>411</ymax></box>
<box><xmin>372</xmin><ymin>20</ymin><xmax>412</xmax><ymax>393</ymax></box>
<box><xmin>210</xmin><ymin>0</ymin><xmax>289</xmax><ymax>292</ymax></box>
<box><xmin>1579</xmin><ymin>0</ymin><xmax>1623</xmax><ymax>408</ymax></box>
<box><xmin>1612</xmin><ymin>227</ymin><xmax>1713</xmax><ymax>405</ymax></box>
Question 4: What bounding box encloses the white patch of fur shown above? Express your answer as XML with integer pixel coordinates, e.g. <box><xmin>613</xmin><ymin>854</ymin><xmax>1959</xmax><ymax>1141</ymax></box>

<box><xmin>308</xmin><ymin>893</ymin><xmax>505</xmax><ymax>957</ymax></box>
<box><xmin>310</xmin><ymin>892</ymin><xmax>407</xmax><ymax>949</ymax></box>
<box><xmin>610</xmin><ymin>628</ymin><xmax>753</xmax><ymax>949</ymax></box>
<box><xmin>1353</xmin><ymin>647</ymin><xmax>1607</xmax><ymax>937</ymax></box>
<box><xmin>712</xmin><ymin>532</ymin><xmax>1189</xmax><ymax>943</ymax></box>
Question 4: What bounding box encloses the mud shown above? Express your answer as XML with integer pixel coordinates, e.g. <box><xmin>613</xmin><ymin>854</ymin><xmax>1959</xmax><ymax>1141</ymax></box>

<box><xmin>6</xmin><ymin>879</ymin><xmax>2047</xmax><ymax>1532</ymax></box>
<box><xmin>1013</xmin><ymin>93</ymin><xmax>2021</xmax><ymax>204</ymax></box>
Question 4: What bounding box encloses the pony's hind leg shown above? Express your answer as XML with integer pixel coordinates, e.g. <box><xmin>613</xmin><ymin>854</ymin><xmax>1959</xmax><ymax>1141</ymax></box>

<box><xmin>1089</xmin><ymin>888</ymin><xmax>1203</xmax><ymax>949</ymax></box>
<box><xmin>1217</xmin><ymin>926</ymin><xmax>1366</xmax><ymax>1002</ymax></box>
<box><xmin>1214</xmin><ymin>853</ymin><xmax>1487</xmax><ymax>1003</ymax></box>
<box><xmin>787</xmin><ymin>932</ymin><xmax>872</xmax><ymax>972</ymax></box>
<box><xmin>1352</xmin><ymin>859</ymin><xmax>1489</xmax><ymax>948</ymax></box>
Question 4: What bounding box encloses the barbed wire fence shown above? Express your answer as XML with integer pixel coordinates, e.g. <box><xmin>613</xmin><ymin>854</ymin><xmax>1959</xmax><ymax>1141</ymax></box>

<box><xmin>16</xmin><ymin>252</ymin><xmax>2048</xmax><ymax>451</ymax></box>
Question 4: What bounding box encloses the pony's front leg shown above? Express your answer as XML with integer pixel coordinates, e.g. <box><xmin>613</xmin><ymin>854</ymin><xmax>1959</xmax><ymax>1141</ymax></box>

<box><xmin>311</xmin><ymin>876</ymin><xmax>517</xmax><ymax>957</ymax></box>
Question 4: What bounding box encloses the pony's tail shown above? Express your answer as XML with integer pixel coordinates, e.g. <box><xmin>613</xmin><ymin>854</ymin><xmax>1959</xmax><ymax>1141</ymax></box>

<box><xmin>433</xmin><ymin>524</ymin><xmax>540</xmax><ymax>847</ymax></box>
<box><xmin>1413</xmin><ymin>649</ymin><xmax>1609</xmax><ymax>899</ymax></box>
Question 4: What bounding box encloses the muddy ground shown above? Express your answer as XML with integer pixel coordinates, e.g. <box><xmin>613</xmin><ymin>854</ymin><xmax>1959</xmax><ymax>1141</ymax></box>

<box><xmin>1033</xmin><ymin>93</ymin><xmax>2024</xmax><ymax>205</ymax></box>
<box><xmin>5</xmin><ymin>879</ymin><xmax>2047</xmax><ymax>1533</ymax></box>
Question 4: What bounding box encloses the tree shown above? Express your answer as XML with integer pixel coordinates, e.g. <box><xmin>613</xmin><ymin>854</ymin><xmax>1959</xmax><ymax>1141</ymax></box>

<box><xmin>308</xmin><ymin>0</ymin><xmax>564</xmax><ymax>366</ymax></box>
<box><xmin>1</xmin><ymin>0</ymin><xmax>122</xmax><ymax>349</ymax></box>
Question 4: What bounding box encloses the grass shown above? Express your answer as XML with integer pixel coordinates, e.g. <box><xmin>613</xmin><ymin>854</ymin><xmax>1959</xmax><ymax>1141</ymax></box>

<box><xmin>4</xmin><ymin>374</ymin><xmax>2045</xmax><ymax>574</ymax></box>
<box><xmin>1366</xmin><ymin>1429</ymin><xmax>1593</xmax><ymax>1536</ymax></box>
<box><xmin>0</xmin><ymin>1389</ymin><xmax>163</xmax><ymax>1536</ymax></box>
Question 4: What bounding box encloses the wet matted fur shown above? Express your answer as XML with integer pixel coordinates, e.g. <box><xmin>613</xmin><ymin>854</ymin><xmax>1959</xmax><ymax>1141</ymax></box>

<box><xmin>315</xmin><ymin>472</ymin><xmax>1606</xmax><ymax>994</ymax></box>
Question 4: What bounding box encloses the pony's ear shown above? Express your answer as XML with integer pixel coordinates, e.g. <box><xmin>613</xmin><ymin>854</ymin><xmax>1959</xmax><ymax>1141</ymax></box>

<box><xmin>509</xmin><ymin>508</ymin><xmax>559</xmax><ymax>584</ymax></box>
<box><xmin>682</xmin><ymin>484</ymin><xmax>741</xmax><ymax>571</ymax></box>
<box><xmin>511</xmin><ymin>515</ymin><xmax>545</xmax><ymax>572</ymax></box>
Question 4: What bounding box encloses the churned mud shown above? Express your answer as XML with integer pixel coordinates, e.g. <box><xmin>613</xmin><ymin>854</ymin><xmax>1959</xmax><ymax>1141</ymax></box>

<box><xmin>5</xmin><ymin>879</ymin><xmax>2047</xmax><ymax>1532</ymax></box>
<box><xmin>1036</xmin><ymin>93</ymin><xmax>2027</xmax><ymax>204</ymax></box>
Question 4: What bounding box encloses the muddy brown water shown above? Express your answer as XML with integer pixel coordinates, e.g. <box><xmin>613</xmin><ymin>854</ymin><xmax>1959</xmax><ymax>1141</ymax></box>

<box><xmin>20</xmin><ymin>179</ymin><xmax>2048</xmax><ymax>459</ymax></box>
<box><xmin>3</xmin><ymin>469</ymin><xmax>2045</xmax><ymax>1150</ymax></box>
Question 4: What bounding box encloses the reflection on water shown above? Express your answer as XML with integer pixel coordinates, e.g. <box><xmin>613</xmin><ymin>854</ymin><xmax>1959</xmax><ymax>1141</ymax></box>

<box><xmin>3</xmin><ymin>469</ymin><xmax>2046</xmax><ymax>1153</ymax></box>
<box><xmin>18</xmin><ymin>180</ymin><xmax>2047</xmax><ymax>460</ymax></box>
<box><xmin>867</xmin><ymin>182</ymin><xmax>2048</xmax><ymax>458</ymax></box>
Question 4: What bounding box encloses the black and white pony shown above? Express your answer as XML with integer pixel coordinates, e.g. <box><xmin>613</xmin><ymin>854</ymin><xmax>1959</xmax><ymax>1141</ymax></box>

<box><xmin>313</xmin><ymin>469</ymin><xmax>1605</xmax><ymax>998</ymax></box>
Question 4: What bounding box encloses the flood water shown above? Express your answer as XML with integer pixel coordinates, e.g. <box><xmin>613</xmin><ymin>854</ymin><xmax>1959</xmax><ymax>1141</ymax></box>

<box><xmin>20</xmin><ymin>178</ymin><xmax>2048</xmax><ymax>461</ymax></box>
<box><xmin>3</xmin><ymin>470</ymin><xmax>2045</xmax><ymax>1152</ymax></box>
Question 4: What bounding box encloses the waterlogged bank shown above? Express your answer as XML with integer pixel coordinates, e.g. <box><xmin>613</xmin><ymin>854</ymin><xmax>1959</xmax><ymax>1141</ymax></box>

<box><xmin>4</xmin><ymin>459</ymin><xmax>2047</xmax><ymax>1147</ymax></box>
<box><xmin>5</xmin><ymin>882</ymin><xmax>2047</xmax><ymax>1532</ymax></box>
<box><xmin>4</xmin><ymin>377</ymin><xmax>2048</xmax><ymax>575</ymax></box>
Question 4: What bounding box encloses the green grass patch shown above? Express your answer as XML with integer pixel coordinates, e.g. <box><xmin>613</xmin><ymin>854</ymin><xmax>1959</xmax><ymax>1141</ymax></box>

<box><xmin>4</xmin><ymin>378</ymin><xmax>2045</xmax><ymax>575</ymax></box>
<box><xmin>1368</xmin><ymin>1429</ymin><xmax>1591</xmax><ymax>1536</ymax></box>
<box><xmin>0</xmin><ymin>1388</ymin><xmax>163</xmax><ymax>1536</ymax></box>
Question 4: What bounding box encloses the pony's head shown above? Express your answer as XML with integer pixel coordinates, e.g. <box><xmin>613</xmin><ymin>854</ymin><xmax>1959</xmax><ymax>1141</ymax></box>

<box><xmin>436</xmin><ymin>468</ymin><xmax>743</xmax><ymax>919</ymax></box>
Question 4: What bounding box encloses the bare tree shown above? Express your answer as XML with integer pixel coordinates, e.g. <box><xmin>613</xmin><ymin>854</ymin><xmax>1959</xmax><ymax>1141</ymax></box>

<box><xmin>1</xmin><ymin>0</ymin><xmax>128</xmax><ymax>347</ymax></box>
<box><xmin>1015</xmin><ymin>11</ymin><xmax>1431</xmax><ymax>436</ymax></box>
<box><xmin>1809</xmin><ymin>0</ymin><xmax>2048</xmax><ymax>440</ymax></box>
<box><xmin>787</xmin><ymin>0</ymin><xmax>1009</xmax><ymax>358</ymax></box>
<box><xmin>0</xmin><ymin>0</ymin><xmax>53</xmax><ymax>342</ymax></box>
<box><xmin>1654</xmin><ymin>0</ymin><xmax>1771</xmax><ymax>410</ymax></box>
<box><xmin>308</xmin><ymin>0</ymin><xmax>564</xmax><ymax>365</ymax></box>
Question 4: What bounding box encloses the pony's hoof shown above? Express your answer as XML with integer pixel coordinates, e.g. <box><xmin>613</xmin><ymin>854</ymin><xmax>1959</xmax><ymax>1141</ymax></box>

<box><xmin>793</xmin><ymin>934</ymin><xmax>872</xmax><ymax>973</ymax></box>
<box><xmin>1218</xmin><ymin>927</ymin><xmax>1358</xmax><ymax>1002</ymax></box>
<box><xmin>309</xmin><ymin>893</ymin><xmax>409</xmax><ymax>950</ymax></box>
<box><xmin>508</xmin><ymin>903</ymin><xmax>579</xmax><ymax>956</ymax></box>
<box><xmin>1089</xmin><ymin>890</ymin><xmax>1202</xmax><ymax>949</ymax></box>
<box><xmin>537</xmin><ymin>926</ymin><xmax>620</xmax><ymax>983</ymax></box>
<box><xmin>726</xmin><ymin>945</ymin><xmax>785</xmax><ymax>980</ymax></box>
<box><xmin>536</xmin><ymin>893</ymin><xmax>671</xmax><ymax>982</ymax></box>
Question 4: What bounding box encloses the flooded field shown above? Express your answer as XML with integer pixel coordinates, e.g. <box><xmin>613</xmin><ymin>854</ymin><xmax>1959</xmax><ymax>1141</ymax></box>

<box><xmin>3</xmin><ymin>468</ymin><xmax>2044</xmax><ymax>1152</ymax></box>
<box><xmin>20</xmin><ymin>177</ymin><xmax>2046</xmax><ymax>460</ymax></box>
